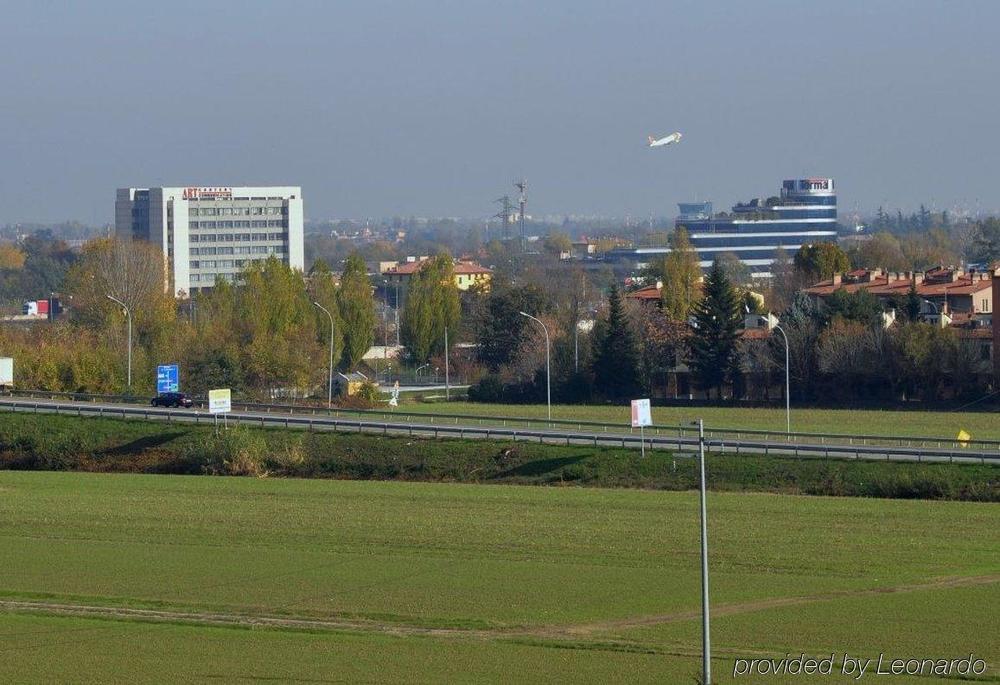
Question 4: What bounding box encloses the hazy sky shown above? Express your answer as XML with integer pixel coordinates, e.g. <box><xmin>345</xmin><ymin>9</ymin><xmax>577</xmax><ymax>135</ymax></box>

<box><xmin>1</xmin><ymin>0</ymin><xmax>998</xmax><ymax>224</ymax></box>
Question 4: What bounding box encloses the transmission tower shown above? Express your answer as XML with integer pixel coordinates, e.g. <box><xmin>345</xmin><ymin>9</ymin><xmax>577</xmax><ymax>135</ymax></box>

<box><xmin>494</xmin><ymin>195</ymin><xmax>513</xmax><ymax>242</ymax></box>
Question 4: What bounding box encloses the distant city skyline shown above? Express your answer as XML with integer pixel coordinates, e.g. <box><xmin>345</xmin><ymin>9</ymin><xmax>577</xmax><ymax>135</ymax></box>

<box><xmin>1</xmin><ymin>1</ymin><xmax>998</xmax><ymax>225</ymax></box>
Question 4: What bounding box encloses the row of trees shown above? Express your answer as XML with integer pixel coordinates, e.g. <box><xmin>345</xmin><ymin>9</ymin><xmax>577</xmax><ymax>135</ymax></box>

<box><xmin>0</xmin><ymin>240</ymin><xmax>378</xmax><ymax>398</ymax></box>
<box><xmin>467</xmin><ymin>261</ymin><xmax>740</xmax><ymax>404</ymax></box>
<box><xmin>0</xmin><ymin>237</ymin><xmax>475</xmax><ymax>398</ymax></box>
<box><xmin>0</xmin><ymin>234</ymin><xmax>78</xmax><ymax>311</ymax></box>
<box><xmin>470</xmin><ymin>252</ymin><xmax>993</xmax><ymax>405</ymax></box>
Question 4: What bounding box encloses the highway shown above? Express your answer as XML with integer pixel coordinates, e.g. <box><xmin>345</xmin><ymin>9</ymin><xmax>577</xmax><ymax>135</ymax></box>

<box><xmin>1</xmin><ymin>397</ymin><xmax>997</xmax><ymax>465</ymax></box>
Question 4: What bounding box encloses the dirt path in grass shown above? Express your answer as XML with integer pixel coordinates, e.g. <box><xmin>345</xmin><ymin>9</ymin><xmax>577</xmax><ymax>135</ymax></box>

<box><xmin>0</xmin><ymin>600</ymin><xmax>501</xmax><ymax>639</ymax></box>
<box><xmin>547</xmin><ymin>574</ymin><xmax>1000</xmax><ymax>637</ymax></box>
<box><xmin>2</xmin><ymin>574</ymin><xmax>996</xmax><ymax>643</ymax></box>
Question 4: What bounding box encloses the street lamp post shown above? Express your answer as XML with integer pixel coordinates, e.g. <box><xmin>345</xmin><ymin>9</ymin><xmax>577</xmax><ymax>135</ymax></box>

<box><xmin>695</xmin><ymin>418</ymin><xmax>711</xmax><ymax>685</ymax></box>
<box><xmin>519</xmin><ymin>311</ymin><xmax>550</xmax><ymax>420</ymax></box>
<box><xmin>395</xmin><ymin>283</ymin><xmax>401</xmax><ymax>347</ymax></box>
<box><xmin>574</xmin><ymin>320</ymin><xmax>580</xmax><ymax>374</ymax></box>
<box><xmin>765</xmin><ymin>313</ymin><xmax>791</xmax><ymax>435</ymax></box>
<box><xmin>106</xmin><ymin>295</ymin><xmax>132</xmax><ymax>391</ymax></box>
<box><xmin>774</xmin><ymin>324</ymin><xmax>790</xmax><ymax>435</ymax></box>
<box><xmin>313</xmin><ymin>302</ymin><xmax>335</xmax><ymax>408</ymax></box>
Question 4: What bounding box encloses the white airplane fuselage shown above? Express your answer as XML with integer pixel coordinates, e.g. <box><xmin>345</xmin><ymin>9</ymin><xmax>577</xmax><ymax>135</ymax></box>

<box><xmin>648</xmin><ymin>132</ymin><xmax>682</xmax><ymax>147</ymax></box>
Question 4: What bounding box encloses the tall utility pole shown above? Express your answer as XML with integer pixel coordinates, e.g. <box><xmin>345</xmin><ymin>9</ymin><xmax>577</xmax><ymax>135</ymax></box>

<box><xmin>696</xmin><ymin>419</ymin><xmax>712</xmax><ymax>684</ymax></box>
<box><xmin>514</xmin><ymin>179</ymin><xmax>527</xmax><ymax>252</ymax></box>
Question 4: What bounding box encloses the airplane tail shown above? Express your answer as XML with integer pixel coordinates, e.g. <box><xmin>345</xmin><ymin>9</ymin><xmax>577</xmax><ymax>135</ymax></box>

<box><xmin>647</xmin><ymin>135</ymin><xmax>655</xmax><ymax>146</ymax></box>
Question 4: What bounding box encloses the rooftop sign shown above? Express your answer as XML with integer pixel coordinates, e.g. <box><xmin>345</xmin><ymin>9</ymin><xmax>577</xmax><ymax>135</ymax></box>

<box><xmin>182</xmin><ymin>187</ymin><xmax>233</xmax><ymax>200</ymax></box>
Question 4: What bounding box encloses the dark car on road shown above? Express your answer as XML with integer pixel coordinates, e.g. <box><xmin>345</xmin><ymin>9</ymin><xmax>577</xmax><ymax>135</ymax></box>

<box><xmin>151</xmin><ymin>392</ymin><xmax>194</xmax><ymax>408</ymax></box>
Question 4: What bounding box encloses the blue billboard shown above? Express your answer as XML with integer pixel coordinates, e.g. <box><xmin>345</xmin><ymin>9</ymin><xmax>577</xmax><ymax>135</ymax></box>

<box><xmin>156</xmin><ymin>364</ymin><xmax>179</xmax><ymax>394</ymax></box>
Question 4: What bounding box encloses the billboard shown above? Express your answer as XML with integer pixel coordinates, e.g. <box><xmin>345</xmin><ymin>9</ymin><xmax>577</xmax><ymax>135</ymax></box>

<box><xmin>156</xmin><ymin>364</ymin><xmax>179</xmax><ymax>394</ymax></box>
<box><xmin>208</xmin><ymin>388</ymin><xmax>232</xmax><ymax>414</ymax></box>
<box><xmin>630</xmin><ymin>398</ymin><xmax>652</xmax><ymax>428</ymax></box>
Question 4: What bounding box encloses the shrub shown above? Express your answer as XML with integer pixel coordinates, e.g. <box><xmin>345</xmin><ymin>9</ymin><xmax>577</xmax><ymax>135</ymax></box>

<box><xmin>468</xmin><ymin>374</ymin><xmax>504</xmax><ymax>402</ymax></box>
<box><xmin>267</xmin><ymin>436</ymin><xmax>307</xmax><ymax>473</ymax></box>
<box><xmin>354</xmin><ymin>381</ymin><xmax>382</xmax><ymax>406</ymax></box>
<box><xmin>194</xmin><ymin>427</ymin><xmax>269</xmax><ymax>477</ymax></box>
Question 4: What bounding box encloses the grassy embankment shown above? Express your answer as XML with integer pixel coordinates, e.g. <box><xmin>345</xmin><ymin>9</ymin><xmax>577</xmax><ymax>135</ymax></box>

<box><xmin>0</xmin><ymin>471</ymin><xmax>996</xmax><ymax>683</ymax></box>
<box><xmin>399</xmin><ymin>400</ymin><xmax>1000</xmax><ymax>439</ymax></box>
<box><xmin>0</xmin><ymin>412</ymin><xmax>996</xmax><ymax>501</ymax></box>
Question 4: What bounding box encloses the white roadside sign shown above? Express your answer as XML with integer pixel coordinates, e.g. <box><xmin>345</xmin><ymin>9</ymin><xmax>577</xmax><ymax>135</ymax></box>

<box><xmin>208</xmin><ymin>388</ymin><xmax>232</xmax><ymax>414</ymax></box>
<box><xmin>630</xmin><ymin>398</ymin><xmax>652</xmax><ymax>427</ymax></box>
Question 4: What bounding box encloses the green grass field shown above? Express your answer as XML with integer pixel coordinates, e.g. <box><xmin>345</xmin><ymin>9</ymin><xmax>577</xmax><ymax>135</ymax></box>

<box><xmin>0</xmin><ymin>471</ymin><xmax>996</xmax><ymax>683</ymax></box>
<box><xmin>401</xmin><ymin>400</ymin><xmax>1000</xmax><ymax>440</ymax></box>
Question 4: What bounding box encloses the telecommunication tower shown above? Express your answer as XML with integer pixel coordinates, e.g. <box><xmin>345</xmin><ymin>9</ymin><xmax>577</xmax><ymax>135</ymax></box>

<box><xmin>514</xmin><ymin>179</ymin><xmax>527</xmax><ymax>251</ymax></box>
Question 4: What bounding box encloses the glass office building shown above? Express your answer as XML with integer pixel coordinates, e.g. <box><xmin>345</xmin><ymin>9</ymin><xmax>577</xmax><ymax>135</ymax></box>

<box><xmin>611</xmin><ymin>178</ymin><xmax>838</xmax><ymax>276</ymax></box>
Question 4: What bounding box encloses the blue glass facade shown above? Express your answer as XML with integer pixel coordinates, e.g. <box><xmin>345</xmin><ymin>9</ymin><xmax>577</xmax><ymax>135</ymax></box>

<box><xmin>677</xmin><ymin>178</ymin><xmax>837</xmax><ymax>273</ymax></box>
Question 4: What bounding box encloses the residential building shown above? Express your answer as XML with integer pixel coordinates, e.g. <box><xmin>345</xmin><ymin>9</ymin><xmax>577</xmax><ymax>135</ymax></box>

<box><xmin>803</xmin><ymin>267</ymin><xmax>994</xmax><ymax>319</ymax></box>
<box><xmin>382</xmin><ymin>258</ymin><xmax>492</xmax><ymax>292</ymax></box>
<box><xmin>608</xmin><ymin>178</ymin><xmax>838</xmax><ymax>276</ymax></box>
<box><xmin>626</xmin><ymin>282</ymin><xmax>663</xmax><ymax>305</ymax></box>
<box><xmin>115</xmin><ymin>186</ymin><xmax>305</xmax><ymax>297</ymax></box>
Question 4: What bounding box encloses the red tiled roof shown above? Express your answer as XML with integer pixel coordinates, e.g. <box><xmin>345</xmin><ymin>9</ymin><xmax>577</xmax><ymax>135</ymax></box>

<box><xmin>626</xmin><ymin>285</ymin><xmax>661</xmax><ymax>300</ymax></box>
<box><xmin>804</xmin><ymin>269</ymin><xmax>993</xmax><ymax>298</ymax></box>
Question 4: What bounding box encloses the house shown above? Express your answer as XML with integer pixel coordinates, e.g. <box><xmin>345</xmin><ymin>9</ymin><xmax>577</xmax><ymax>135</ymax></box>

<box><xmin>626</xmin><ymin>282</ymin><xmax>663</xmax><ymax>305</ymax></box>
<box><xmin>803</xmin><ymin>267</ymin><xmax>994</xmax><ymax>318</ymax></box>
<box><xmin>382</xmin><ymin>258</ymin><xmax>492</xmax><ymax>292</ymax></box>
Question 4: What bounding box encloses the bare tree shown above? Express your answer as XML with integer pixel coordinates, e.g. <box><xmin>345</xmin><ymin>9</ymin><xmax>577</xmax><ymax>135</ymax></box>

<box><xmin>64</xmin><ymin>237</ymin><xmax>173</xmax><ymax>338</ymax></box>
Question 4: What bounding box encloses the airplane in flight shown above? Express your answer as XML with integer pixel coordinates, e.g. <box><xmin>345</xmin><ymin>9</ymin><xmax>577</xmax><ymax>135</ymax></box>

<box><xmin>647</xmin><ymin>132</ymin><xmax>682</xmax><ymax>148</ymax></box>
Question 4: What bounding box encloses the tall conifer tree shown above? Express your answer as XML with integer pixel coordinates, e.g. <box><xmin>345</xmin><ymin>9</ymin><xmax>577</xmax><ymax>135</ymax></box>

<box><xmin>591</xmin><ymin>284</ymin><xmax>642</xmax><ymax>400</ymax></box>
<box><xmin>688</xmin><ymin>260</ymin><xmax>742</xmax><ymax>398</ymax></box>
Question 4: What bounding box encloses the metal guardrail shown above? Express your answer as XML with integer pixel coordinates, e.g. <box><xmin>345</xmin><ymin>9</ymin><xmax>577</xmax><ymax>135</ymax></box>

<box><xmin>4</xmin><ymin>388</ymin><xmax>999</xmax><ymax>453</ymax></box>
<box><xmin>2</xmin><ymin>398</ymin><xmax>998</xmax><ymax>465</ymax></box>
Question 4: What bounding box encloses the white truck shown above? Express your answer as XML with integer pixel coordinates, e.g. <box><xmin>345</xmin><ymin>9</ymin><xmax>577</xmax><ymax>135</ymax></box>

<box><xmin>0</xmin><ymin>357</ymin><xmax>12</xmax><ymax>389</ymax></box>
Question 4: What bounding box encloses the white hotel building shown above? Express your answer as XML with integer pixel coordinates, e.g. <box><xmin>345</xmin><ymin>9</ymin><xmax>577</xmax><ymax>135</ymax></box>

<box><xmin>115</xmin><ymin>186</ymin><xmax>305</xmax><ymax>297</ymax></box>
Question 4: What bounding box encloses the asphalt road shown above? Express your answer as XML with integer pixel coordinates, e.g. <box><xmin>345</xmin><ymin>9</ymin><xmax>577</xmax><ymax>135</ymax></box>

<box><xmin>1</xmin><ymin>397</ymin><xmax>996</xmax><ymax>465</ymax></box>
